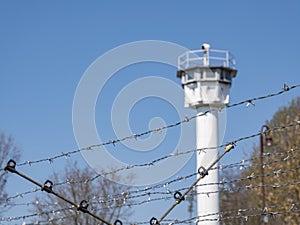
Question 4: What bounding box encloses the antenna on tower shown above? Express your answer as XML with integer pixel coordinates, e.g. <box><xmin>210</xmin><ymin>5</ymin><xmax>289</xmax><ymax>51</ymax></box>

<box><xmin>201</xmin><ymin>43</ymin><xmax>210</xmax><ymax>66</ymax></box>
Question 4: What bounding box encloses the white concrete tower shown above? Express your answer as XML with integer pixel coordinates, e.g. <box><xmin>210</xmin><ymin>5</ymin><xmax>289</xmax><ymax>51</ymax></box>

<box><xmin>177</xmin><ymin>44</ymin><xmax>237</xmax><ymax>224</ymax></box>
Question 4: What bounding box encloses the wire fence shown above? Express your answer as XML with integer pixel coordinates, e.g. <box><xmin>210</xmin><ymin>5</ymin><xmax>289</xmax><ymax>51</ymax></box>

<box><xmin>1</xmin><ymin>123</ymin><xmax>299</xmax><ymax>205</ymax></box>
<box><xmin>1</xmin><ymin>139</ymin><xmax>299</xmax><ymax>224</ymax></box>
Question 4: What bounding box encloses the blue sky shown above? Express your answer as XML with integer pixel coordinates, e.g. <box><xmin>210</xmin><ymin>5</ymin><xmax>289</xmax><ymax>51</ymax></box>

<box><xmin>1</xmin><ymin>0</ymin><xmax>300</xmax><ymax>224</ymax></box>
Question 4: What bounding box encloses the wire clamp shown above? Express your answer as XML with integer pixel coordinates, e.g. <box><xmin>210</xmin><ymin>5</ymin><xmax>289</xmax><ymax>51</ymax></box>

<box><xmin>4</xmin><ymin>159</ymin><xmax>17</xmax><ymax>173</ymax></box>
<box><xmin>225</xmin><ymin>142</ymin><xmax>235</xmax><ymax>152</ymax></box>
<box><xmin>198</xmin><ymin>166</ymin><xmax>208</xmax><ymax>177</ymax></box>
<box><xmin>77</xmin><ymin>200</ymin><xmax>89</xmax><ymax>213</ymax></box>
<box><xmin>114</xmin><ymin>219</ymin><xmax>123</xmax><ymax>225</ymax></box>
<box><xmin>174</xmin><ymin>191</ymin><xmax>185</xmax><ymax>204</ymax></box>
<box><xmin>41</xmin><ymin>180</ymin><xmax>54</xmax><ymax>193</ymax></box>
<box><xmin>150</xmin><ymin>217</ymin><xmax>159</xmax><ymax>225</ymax></box>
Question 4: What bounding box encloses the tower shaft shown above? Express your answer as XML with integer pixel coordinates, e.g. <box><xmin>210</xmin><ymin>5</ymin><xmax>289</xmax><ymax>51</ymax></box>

<box><xmin>196</xmin><ymin>106</ymin><xmax>220</xmax><ymax>225</ymax></box>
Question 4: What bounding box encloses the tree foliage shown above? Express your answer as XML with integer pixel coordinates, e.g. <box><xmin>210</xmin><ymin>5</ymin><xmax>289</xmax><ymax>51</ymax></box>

<box><xmin>32</xmin><ymin>162</ymin><xmax>132</xmax><ymax>225</ymax></box>
<box><xmin>220</xmin><ymin>97</ymin><xmax>300</xmax><ymax>225</ymax></box>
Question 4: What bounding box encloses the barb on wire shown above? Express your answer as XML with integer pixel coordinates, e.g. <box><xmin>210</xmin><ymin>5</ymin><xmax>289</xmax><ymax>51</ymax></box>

<box><xmin>3</xmin><ymin>159</ymin><xmax>121</xmax><ymax>225</ymax></box>
<box><xmin>0</xmin><ymin>82</ymin><xmax>297</xmax><ymax>172</ymax></box>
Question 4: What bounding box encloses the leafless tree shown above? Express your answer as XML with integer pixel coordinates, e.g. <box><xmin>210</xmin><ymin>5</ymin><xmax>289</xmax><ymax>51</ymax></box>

<box><xmin>32</xmin><ymin>161</ymin><xmax>133</xmax><ymax>225</ymax></box>
<box><xmin>0</xmin><ymin>132</ymin><xmax>21</xmax><ymax>213</ymax></box>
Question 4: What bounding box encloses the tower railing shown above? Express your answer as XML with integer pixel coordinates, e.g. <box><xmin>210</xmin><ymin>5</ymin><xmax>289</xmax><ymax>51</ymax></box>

<box><xmin>178</xmin><ymin>49</ymin><xmax>236</xmax><ymax>70</ymax></box>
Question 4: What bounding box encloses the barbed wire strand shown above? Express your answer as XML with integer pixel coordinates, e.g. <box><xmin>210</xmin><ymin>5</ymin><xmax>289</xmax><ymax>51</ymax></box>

<box><xmin>227</xmin><ymin>83</ymin><xmax>300</xmax><ymax>108</ymax></box>
<box><xmin>0</xmin><ymin>207</ymin><xmax>72</xmax><ymax>222</ymax></box>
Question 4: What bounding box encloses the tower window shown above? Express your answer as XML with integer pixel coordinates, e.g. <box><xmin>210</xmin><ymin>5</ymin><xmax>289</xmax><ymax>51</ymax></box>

<box><xmin>185</xmin><ymin>72</ymin><xmax>194</xmax><ymax>81</ymax></box>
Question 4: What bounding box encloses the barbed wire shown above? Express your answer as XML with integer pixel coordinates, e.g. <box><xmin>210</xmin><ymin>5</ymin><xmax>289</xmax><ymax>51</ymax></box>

<box><xmin>152</xmin><ymin>145</ymin><xmax>299</xmax><ymax>224</ymax></box>
<box><xmin>2</xmin><ymin>145</ymin><xmax>299</xmax><ymax>206</ymax></box>
<box><xmin>2</xmin><ymin>178</ymin><xmax>299</xmax><ymax>224</ymax></box>
<box><xmin>22</xmin><ymin>206</ymin><xmax>300</xmax><ymax>225</ymax></box>
<box><xmin>0</xmin><ymin>206</ymin><xmax>72</xmax><ymax>222</ymax></box>
<box><xmin>1</xmin><ymin>188</ymin><xmax>40</xmax><ymax>204</ymax></box>
<box><xmin>85</xmin><ymin>151</ymin><xmax>300</xmax><ymax>207</ymax></box>
<box><xmin>1</xmin><ymin>149</ymin><xmax>299</xmax><ymax>224</ymax></box>
<box><xmin>22</xmin><ymin>215</ymin><xmax>73</xmax><ymax>225</ymax></box>
<box><xmin>0</xmin><ymin>83</ymin><xmax>298</xmax><ymax>172</ymax></box>
<box><xmin>177</xmin><ymin>202</ymin><xmax>300</xmax><ymax>224</ymax></box>
<box><xmin>5</xmin><ymin>147</ymin><xmax>299</xmax><ymax>208</ymax></box>
<box><xmin>27</xmin><ymin>121</ymin><xmax>300</xmax><ymax>191</ymax></box>
<box><xmin>3</xmin><ymin>179</ymin><xmax>299</xmax><ymax>211</ymax></box>
<box><xmin>148</xmin><ymin>143</ymin><xmax>236</xmax><ymax>224</ymax></box>
<box><xmin>37</xmin><ymin>121</ymin><xmax>300</xmax><ymax>190</ymax></box>
<box><xmin>70</xmin><ymin>179</ymin><xmax>300</xmax><ymax>210</ymax></box>
<box><xmin>109</xmin><ymin>201</ymin><xmax>300</xmax><ymax>224</ymax></box>
<box><xmin>0</xmin><ymin>100</ymin><xmax>300</xmax><ymax>223</ymax></box>
<box><xmin>226</xmin><ymin>83</ymin><xmax>300</xmax><ymax>108</ymax></box>
<box><xmin>0</xmin><ymin>189</ymin><xmax>300</xmax><ymax>224</ymax></box>
<box><xmin>2</xmin><ymin>160</ymin><xmax>119</xmax><ymax>225</ymax></box>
